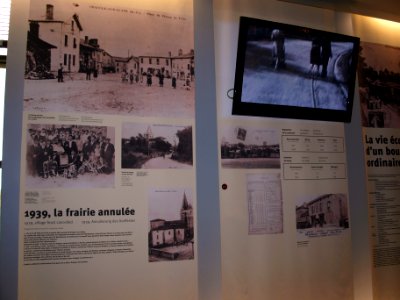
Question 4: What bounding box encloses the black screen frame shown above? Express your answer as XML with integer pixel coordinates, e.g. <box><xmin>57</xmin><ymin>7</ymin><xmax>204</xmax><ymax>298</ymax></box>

<box><xmin>232</xmin><ymin>16</ymin><xmax>360</xmax><ymax>123</ymax></box>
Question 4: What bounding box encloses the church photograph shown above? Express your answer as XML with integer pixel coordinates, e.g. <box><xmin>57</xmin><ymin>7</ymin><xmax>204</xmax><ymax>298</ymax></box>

<box><xmin>148</xmin><ymin>189</ymin><xmax>195</xmax><ymax>262</ymax></box>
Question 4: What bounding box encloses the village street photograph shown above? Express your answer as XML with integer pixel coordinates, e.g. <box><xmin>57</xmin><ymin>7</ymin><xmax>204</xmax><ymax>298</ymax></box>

<box><xmin>220</xmin><ymin>125</ymin><xmax>280</xmax><ymax>169</ymax></box>
<box><xmin>121</xmin><ymin>122</ymin><xmax>193</xmax><ymax>169</ymax></box>
<box><xmin>24</xmin><ymin>0</ymin><xmax>195</xmax><ymax>119</ymax></box>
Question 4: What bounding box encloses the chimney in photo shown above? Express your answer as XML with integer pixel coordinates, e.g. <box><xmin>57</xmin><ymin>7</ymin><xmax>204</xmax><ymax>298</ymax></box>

<box><xmin>46</xmin><ymin>4</ymin><xmax>54</xmax><ymax>20</ymax></box>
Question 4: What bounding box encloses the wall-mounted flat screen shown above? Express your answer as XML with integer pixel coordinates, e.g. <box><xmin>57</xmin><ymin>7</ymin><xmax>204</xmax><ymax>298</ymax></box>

<box><xmin>232</xmin><ymin>16</ymin><xmax>360</xmax><ymax>122</ymax></box>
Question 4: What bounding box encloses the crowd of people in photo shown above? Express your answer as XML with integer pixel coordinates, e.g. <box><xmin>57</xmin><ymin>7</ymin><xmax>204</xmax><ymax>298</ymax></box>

<box><xmin>56</xmin><ymin>63</ymin><xmax>194</xmax><ymax>92</ymax></box>
<box><xmin>120</xmin><ymin>69</ymin><xmax>192</xmax><ymax>91</ymax></box>
<box><xmin>27</xmin><ymin>125</ymin><xmax>115</xmax><ymax>179</ymax></box>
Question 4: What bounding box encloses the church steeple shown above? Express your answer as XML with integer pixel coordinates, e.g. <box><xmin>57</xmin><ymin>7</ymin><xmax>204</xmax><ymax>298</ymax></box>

<box><xmin>180</xmin><ymin>192</ymin><xmax>194</xmax><ymax>239</ymax></box>
<box><xmin>145</xmin><ymin>126</ymin><xmax>153</xmax><ymax>140</ymax></box>
<box><xmin>181</xmin><ymin>192</ymin><xmax>190</xmax><ymax>210</ymax></box>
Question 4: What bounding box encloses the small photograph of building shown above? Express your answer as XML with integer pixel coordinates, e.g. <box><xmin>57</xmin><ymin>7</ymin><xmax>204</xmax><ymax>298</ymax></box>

<box><xmin>296</xmin><ymin>193</ymin><xmax>349</xmax><ymax>238</ymax></box>
<box><xmin>148</xmin><ymin>189</ymin><xmax>195</xmax><ymax>262</ymax></box>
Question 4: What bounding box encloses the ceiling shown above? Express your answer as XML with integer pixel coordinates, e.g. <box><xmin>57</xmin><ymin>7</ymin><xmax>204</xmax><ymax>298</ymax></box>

<box><xmin>278</xmin><ymin>0</ymin><xmax>400</xmax><ymax>23</ymax></box>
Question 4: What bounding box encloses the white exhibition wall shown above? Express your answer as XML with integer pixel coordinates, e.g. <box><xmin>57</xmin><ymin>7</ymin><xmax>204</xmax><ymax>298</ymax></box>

<box><xmin>213</xmin><ymin>1</ymin><xmax>368</xmax><ymax>299</ymax></box>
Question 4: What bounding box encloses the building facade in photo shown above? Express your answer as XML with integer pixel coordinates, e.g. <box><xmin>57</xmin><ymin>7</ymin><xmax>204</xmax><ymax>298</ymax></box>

<box><xmin>29</xmin><ymin>4</ymin><xmax>82</xmax><ymax>73</ymax></box>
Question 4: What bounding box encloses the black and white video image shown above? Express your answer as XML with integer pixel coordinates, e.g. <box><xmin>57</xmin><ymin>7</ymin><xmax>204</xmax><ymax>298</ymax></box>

<box><xmin>241</xmin><ymin>27</ymin><xmax>356</xmax><ymax>111</ymax></box>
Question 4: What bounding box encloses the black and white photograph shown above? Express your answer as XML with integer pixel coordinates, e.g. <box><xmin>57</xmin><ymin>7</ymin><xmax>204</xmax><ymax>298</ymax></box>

<box><xmin>232</xmin><ymin>17</ymin><xmax>359</xmax><ymax>122</ymax></box>
<box><xmin>148</xmin><ymin>189</ymin><xmax>195</xmax><ymax>262</ymax></box>
<box><xmin>26</xmin><ymin>124</ymin><xmax>115</xmax><ymax>188</ymax></box>
<box><xmin>220</xmin><ymin>125</ymin><xmax>280</xmax><ymax>169</ymax></box>
<box><xmin>24</xmin><ymin>0</ymin><xmax>194</xmax><ymax>119</ymax></box>
<box><xmin>296</xmin><ymin>193</ymin><xmax>349</xmax><ymax>239</ymax></box>
<box><xmin>121</xmin><ymin>122</ymin><xmax>193</xmax><ymax>169</ymax></box>
<box><xmin>358</xmin><ymin>41</ymin><xmax>400</xmax><ymax>128</ymax></box>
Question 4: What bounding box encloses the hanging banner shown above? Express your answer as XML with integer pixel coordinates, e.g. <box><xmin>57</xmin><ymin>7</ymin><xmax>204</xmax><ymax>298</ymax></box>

<box><xmin>19</xmin><ymin>0</ymin><xmax>197</xmax><ymax>299</ymax></box>
<box><xmin>358</xmin><ymin>40</ymin><xmax>400</xmax><ymax>300</ymax></box>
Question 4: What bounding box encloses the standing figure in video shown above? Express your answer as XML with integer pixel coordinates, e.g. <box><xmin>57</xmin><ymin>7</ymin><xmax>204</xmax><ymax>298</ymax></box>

<box><xmin>321</xmin><ymin>37</ymin><xmax>332</xmax><ymax>78</ymax></box>
<box><xmin>309</xmin><ymin>37</ymin><xmax>322</xmax><ymax>75</ymax></box>
<box><xmin>271</xmin><ymin>29</ymin><xmax>285</xmax><ymax>70</ymax></box>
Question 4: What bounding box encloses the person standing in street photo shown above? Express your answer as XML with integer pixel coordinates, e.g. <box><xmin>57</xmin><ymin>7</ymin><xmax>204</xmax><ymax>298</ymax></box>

<box><xmin>57</xmin><ymin>63</ymin><xmax>63</xmax><ymax>82</ymax></box>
